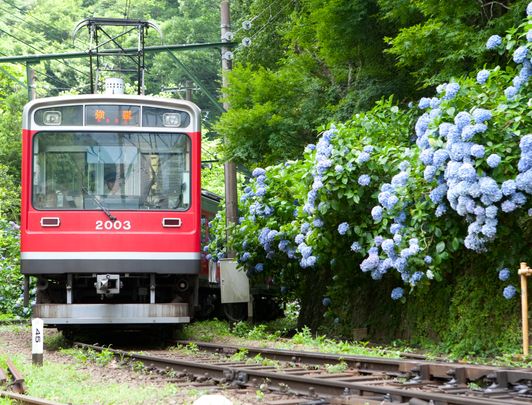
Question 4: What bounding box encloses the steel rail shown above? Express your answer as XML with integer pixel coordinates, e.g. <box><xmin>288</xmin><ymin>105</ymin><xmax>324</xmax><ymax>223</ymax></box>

<box><xmin>178</xmin><ymin>340</ymin><xmax>532</xmax><ymax>385</ymax></box>
<box><xmin>75</xmin><ymin>342</ymin><xmax>531</xmax><ymax>405</ymax></box>
<box><xmin>0</xmin><ymin>390</ymin><xmax>65</xmax><ymax>405</ymax></box>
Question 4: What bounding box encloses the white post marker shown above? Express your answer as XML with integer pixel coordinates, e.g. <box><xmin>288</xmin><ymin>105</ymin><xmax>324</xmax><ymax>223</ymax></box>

<box><xmin>31</xmin><ymin>318</ymin><xmax>43</xmax><ymax>366</ymax></box>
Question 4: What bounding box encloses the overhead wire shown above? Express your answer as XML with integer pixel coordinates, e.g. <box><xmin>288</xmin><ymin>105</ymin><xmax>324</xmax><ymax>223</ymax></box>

<box><xmin>0</xmin><ymin>8</ymin><xmax>91</xmax><ymax>79</ymax></box>
<box><xmin>248</xmin><ymin>0</ymin><xmax>293</xmax><ymax>41</ymax></box>
<box><xmin>0</xmin><ymin>23</ymin><xmax>91</xmax><ymax>93</ymax></box>
<box><xmin>0</xmin><ymin>46</ymin><xmax>73</xmax><ymax>93</ymax></box>
<box><xmin>0</xmin><ymin>0</ymin><xmax>89</xmax><ymax>50</ymax></box>
<box><xmin>232</xmin><ymin>0</ymin><xmax>285</xmax><ymax>36</ymax></box>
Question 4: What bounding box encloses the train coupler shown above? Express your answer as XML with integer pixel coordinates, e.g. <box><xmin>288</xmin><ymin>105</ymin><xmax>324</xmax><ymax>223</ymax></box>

<box><xmin>94</xmin><ymin>274</ymin><xmax>121</xmax><ymax>296</ymax></box>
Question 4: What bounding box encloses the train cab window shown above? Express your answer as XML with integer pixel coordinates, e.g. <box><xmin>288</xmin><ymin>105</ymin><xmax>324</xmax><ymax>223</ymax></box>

<box><xmin>32</xmin><ymin>132</ymin><xmax>191</xmax><ymax>211</ymax></box>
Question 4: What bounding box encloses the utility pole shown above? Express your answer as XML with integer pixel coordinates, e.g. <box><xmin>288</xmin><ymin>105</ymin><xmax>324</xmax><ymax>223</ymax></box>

<box><xmin>221</xmin><ymin>0</ymin><xmax>238</xmax><ymax>257</ymax></box>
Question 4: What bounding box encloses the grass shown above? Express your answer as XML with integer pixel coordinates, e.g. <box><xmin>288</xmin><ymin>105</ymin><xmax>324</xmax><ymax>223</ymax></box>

<box><xmin>0</xmin><ymin>350</ymin><xmax>221</xmax><ymax>404</ymax></box>
<box><xmin>181</xmin><ymin>318</ymin><xmax>532</xmax><ymax>368</ymax></box>
<box><xmin>0</xmin><ymin>353</ymin><xmax>192</xmax><ymax>404</ymax></box>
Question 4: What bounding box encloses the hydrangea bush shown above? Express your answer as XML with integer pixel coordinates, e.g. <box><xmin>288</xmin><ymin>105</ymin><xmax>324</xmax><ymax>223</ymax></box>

<box><xmin>208</xmin><ymin>8</ymin><xmax>531</xmax><ymax>316</ymax></box>
<box><xmin>0</xmin><ymin>219</ymin><xmax>31</xmax><ymax>318</ymax></box>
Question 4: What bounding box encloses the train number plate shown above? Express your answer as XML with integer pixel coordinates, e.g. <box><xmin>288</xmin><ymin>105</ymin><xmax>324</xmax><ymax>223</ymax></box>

<box><xmin>95</xmin><ymin>220</ymin><xmax>132</xmax><ymax>230</ymax></box>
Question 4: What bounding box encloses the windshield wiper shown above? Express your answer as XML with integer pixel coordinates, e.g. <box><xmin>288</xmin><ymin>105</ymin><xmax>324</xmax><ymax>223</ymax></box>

<box><xmin>81</xmin><ymin>186</ymin><xmax>117</xmax><ymax>221</ymax></box>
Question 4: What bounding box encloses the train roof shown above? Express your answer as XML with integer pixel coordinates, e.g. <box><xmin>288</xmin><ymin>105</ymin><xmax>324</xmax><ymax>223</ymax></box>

<box><xmin>22</xmin><ymin>94</ymin><xmax>201</xmax><ymax>131</ymax></box>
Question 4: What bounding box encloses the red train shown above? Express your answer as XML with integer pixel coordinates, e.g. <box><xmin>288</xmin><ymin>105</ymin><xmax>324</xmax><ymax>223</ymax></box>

<box><xmin>20</xmin><ymin>93</ymin><xmax>224</xmax><ymax>332</ymax></box>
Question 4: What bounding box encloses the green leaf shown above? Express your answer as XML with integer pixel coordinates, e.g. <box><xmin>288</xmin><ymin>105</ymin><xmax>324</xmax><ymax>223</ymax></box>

<box><xmin>436</xmin><ymin>241</ymin><xmax>445</xmax><ymax>254</ymax></box>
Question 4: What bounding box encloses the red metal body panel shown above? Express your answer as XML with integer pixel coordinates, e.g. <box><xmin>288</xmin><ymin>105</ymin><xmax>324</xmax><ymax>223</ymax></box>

<box><xmin>21</xmin><ymin>129</ymin><xmax>202</xmax><ymax>255</ymax></box>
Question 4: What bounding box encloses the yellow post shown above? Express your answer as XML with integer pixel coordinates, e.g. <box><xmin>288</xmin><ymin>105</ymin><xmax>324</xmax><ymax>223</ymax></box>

<box><xmin>518</xmin><ymin>262</ymin><xmax>532</xmax><ymax>356</ymax></box>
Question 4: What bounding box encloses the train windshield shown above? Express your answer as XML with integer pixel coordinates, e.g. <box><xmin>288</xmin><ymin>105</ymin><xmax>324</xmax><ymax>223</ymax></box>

<box><xmin>32</xmin><ymin>132</ymin><xmax>191</xmax><ymax>211</ymax></box>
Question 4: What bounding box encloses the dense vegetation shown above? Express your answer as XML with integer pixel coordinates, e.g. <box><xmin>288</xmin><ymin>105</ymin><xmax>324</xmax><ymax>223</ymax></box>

<box><xmin>0</xmin><ymin>0</ymin><xmax>530</xmax><ymax>356</ymax></box>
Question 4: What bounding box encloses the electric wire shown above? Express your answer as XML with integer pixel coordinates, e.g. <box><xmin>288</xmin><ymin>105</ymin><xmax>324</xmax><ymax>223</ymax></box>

<box><xmin>0</xmin><ymin>24</ymin><xmax>90</xmax><ymax>92</ymax></box>
<box><xmin>0</xmin><ymin>22</ymin><xmax>89</xmax><ymax>77</ymax></box>
<box><xmin>232</xmin><ymin>0</ymin><xmax>285</xmax><ymax>36</ymax></box>
<box><xmin>234</xmin><ymin>0</ymin><xmax>294</xmax><ymax>53</ymax></box>
<box><xmin>0</xmin><ymin>13</ymin><xmax>90</xmax><ymax>80</ymax></box>
<box><xmin>0</xmin><ymin>0</ymin><xmax>89</xmax><ymax>50</ymax></box>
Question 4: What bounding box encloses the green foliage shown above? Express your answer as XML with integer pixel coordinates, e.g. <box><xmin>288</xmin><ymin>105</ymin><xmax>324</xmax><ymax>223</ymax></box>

<box><xmin>62</xmin><ymin>347</ymin><xmax>114</xmax><ymax>366</ymax></box>
<box><xmin>207</xmin><ymin>12</ymin><xmax>531</xmax><ymax>355</ymax></box>
<box><xmin>179</xmin><ymin>318</ymin><xmax>232</xmax><ymax>342</ymax></box>
<box><xmin>4</xmin><ymin>353</ymin><xmax>181</xmax><ymax>404</ymax></box>
<box><xmin>381</xmin><ymin>0</ymin><xmax>530</xmax><ymax>86</ymax></box>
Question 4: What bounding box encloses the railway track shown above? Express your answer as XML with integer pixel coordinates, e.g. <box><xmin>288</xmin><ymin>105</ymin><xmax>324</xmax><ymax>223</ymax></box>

<box><xmin>0</xmin><ymin>356</ymin><xmax>64</xmax><ymax>405</ymax></box>
<box><xmin>75</xmin><ymin>341</ymin><xmax>532</xmax><ymax>404</ymax></box>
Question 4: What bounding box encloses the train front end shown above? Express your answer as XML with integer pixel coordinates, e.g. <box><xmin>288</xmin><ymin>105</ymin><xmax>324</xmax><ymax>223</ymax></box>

<box><xmin>20</xmin><ymin>95</ymin><xmax>202</xmax><ymax>328</ymax></box>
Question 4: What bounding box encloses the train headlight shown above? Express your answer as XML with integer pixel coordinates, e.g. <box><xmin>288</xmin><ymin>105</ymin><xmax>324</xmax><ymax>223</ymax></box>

<box><xmin>43</xmin><ymin>111</ymin><xmax>62</xmax><ymax>125</ymax></box>
<box><xmin>162</xmin><ymin>113</ymin><xmax>181</xmax><ymax>127</ymax></box>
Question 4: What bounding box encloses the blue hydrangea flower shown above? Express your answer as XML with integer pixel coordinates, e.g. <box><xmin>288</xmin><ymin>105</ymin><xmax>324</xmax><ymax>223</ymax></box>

<box><xmin>470</xmin><ymin>144</ymin><xmax>485</xmax><ymax>158</ymax></box>
<box><xmin>295</xmin><ymin>234</ymin><xmax>305</xmax><ymax>244</ymax></box>
<box><xmin>350</xmin><ymin>241</ymin><xmax>362</xmax><ymax>252</ymax></box>
<box><xmin>454</xmin><ymin>111</ymin><xmax>471</xmax><ymax>129</ymax></box>
<box><xmin>430</xmin><ymin>184</ymin><xmax>448</xmax><ymax>204</ymax></box>
<box><xmin>503</xmin><ymin>285</ymin><xmax>516</xmax><ymax>299</ymax></box>
<box><xmin>381</xmin><ymin>239</ymin><xmax>395</xmax><ymax>255</ymax></box>
<box><xmin>458</xmin><ymin>163</ymin><xmax>477</xmax><ymax>182</ymax></box>
<box><xmin>521</xmin><ymin>134</ymin><xmax>532</xmax><ymax>154</ymax></box>
<box><xmin>501</xmin><ymin>200</ymin><xmax>517</xmax><ymax>213</ymax></box>
<box><xmin>252</xmin><ymin>168</ymin><xmax>265</xmax><ymax>177</ymax></box>
<box><xmin>411</xmin><ymin>271</ymin><xmax>424</xmax><ymax>284</ymax></box>
<box><xmin>424</xmin><ymin>165</ymin><xmax>437</xmax><ymax>182</ymax></box>
<box><xmin>476</xmin><ymin>69</ymin><xmax>490</xmax><ymax>84</ymax></box>
<box><xmin>322</xmin><ymin>297</ymin><xmax>331</xmax><ymax>307</ymax></box>
<box><xmin>390</xmin><ymin>223</ymin><xmax>402</xmax><ymax>234</ymax></box>
<box><xmin>241</xmin><ymin>252</ymin><xmax>251</xmax><ymax>262</ymax></box>
<box><xmin>391</xmin><ymin>287</ymin><xmax>404</xmax><ymax>300</ymax></box>
<box><xmin>527</xmin><ymin>29</ymin><xmax>532</xmax><ymax>42</ymax></box>
<box><xmin>486</xmin><ymin>34</ymin><xmax>502</xmax><ymax>49</ymax></box>
<box><xmin>486</xmin><ymin>154</ymin><xmax>501</xmax><ymax>168</ymax></box>
<box><xmin>278</xmin><ymin>240</ymin><xmax>289</xmax><ymax>252</ymax></box>
<box><xmin>338</xmin><ymin>222</ymin><xmax>349</xmax><ymax>235</ymax></box>
<box><xmin>313</xmin><ymin>218</ymin><xmax>324</xmax><ymax>228</ymax></box>
<box><xmin>391</xmin><ymin>172</ymin><xmax>409</xmax><ymax>189</ymax></box>
<box><xmin>335</xmin><ymin>164</ymin><xmax>344</xmax><ymax>173</ymax></box>
<box><xmin>435</xmin><ymin>204</ymin><xmax>447</xmax><ymax>217</ymax></box>
<box><xmin>443</xmin><ymin>82</ymin><xmax>460</xmax><ymax>100</ymax></box>
<box><xmin>301</xmin><ymin>222</ymin><xmax>311</xmax><ymax>234</ymax></box>
<box><xmin>433</xmin><ymin>150</ymin><xmax>449</xmax><ymax>168</ymax></box>
<box><xmin>516</xmin><ymin>170</ymin><xmax>532</xmax><ymax>194</ymax></box>
<box><xmin>418</xmin><ymin>97</ymin><xmax>431</xmax><ymax>109</ymax></box>
<box><xmin>358</xmin><ymin>174</ymin><xmax>371</xmax><ymax>186</ymax></box>
<box><xmin>357</xmin><ymin>152</ymin><xmax>370</xmax><ymax>164</ymax></box>
<box><xmin>430</xmin><ymin>97</ymin><xmax>441</xmax><ymax>108</ymax></box>
<box><xmin>371</xmin><ymin>206</ymin><xmax>383</xmax><ymax>221</ymax></box>
<box><xmin>298</xmin><ymin>243</ymin><xmax>312</xmax><ymax>259</ymax></box>
<box><xmin>511</xmin><ymin>192</ymin><xmax>526</xmax><ymax>206</ymax></box>
<box><xmin>420</xmin><ymin>149</ymin><xmax>433</xmax><ymax>165</ymax></box>
<box><xmin>528</xmin><ymin>2</ymin><xmax>532</xmax><ymax>16</ymax></box>
<box><xmin>504</xmin><ymin>86</ymin><xmax>518</xmax><ymax>100</ymax></box>
<box><xmin>305</xmin><ymin>144</ymin><xmax>316</xmax><ymax>152</ymax></box>
<box><xmin>472</xmin><ymin>108</ymin><xmax>492</xmax><ymax>124</ymax></box>
<box><xmin>513</xmin><ymin>75</ymin><xmax>525</xmax><ymax>89</ymax></box>
<box><xmin>513</xmin><ymin>46</ymin><xmax>529</xmax><ymax>64</ymax></box>
<box><xmin>360</xmin><ymin>254</ymin><xmax>380</xmax><ymax>272</ymax></box>
<box><xmin>382</xmin><ymin>194</ymin><xmax>399</xmax><ymax>210</ymax></box>
<box><xmin>415</xmin><ymin>113</ymin><xmax>431</xmax><ymax>137</ymax></box>
<box><xmin>424</xmin><ymin>255</ymin><xmax>433</xmax><ymax>264</ymax></box>
<box><xmin>364</xmin><ymin>145</ymin><xmax>374</xmax><ymax>153</ymax></box>
<box><xmin>399</xmin><ymin>161</ymin><xmax>410</xmax><ymax>171</ymax></box>
<box><xmin>255</xmin><ymin>263</ymin><xmax>264</xmax><ymax>272</ymax></box>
